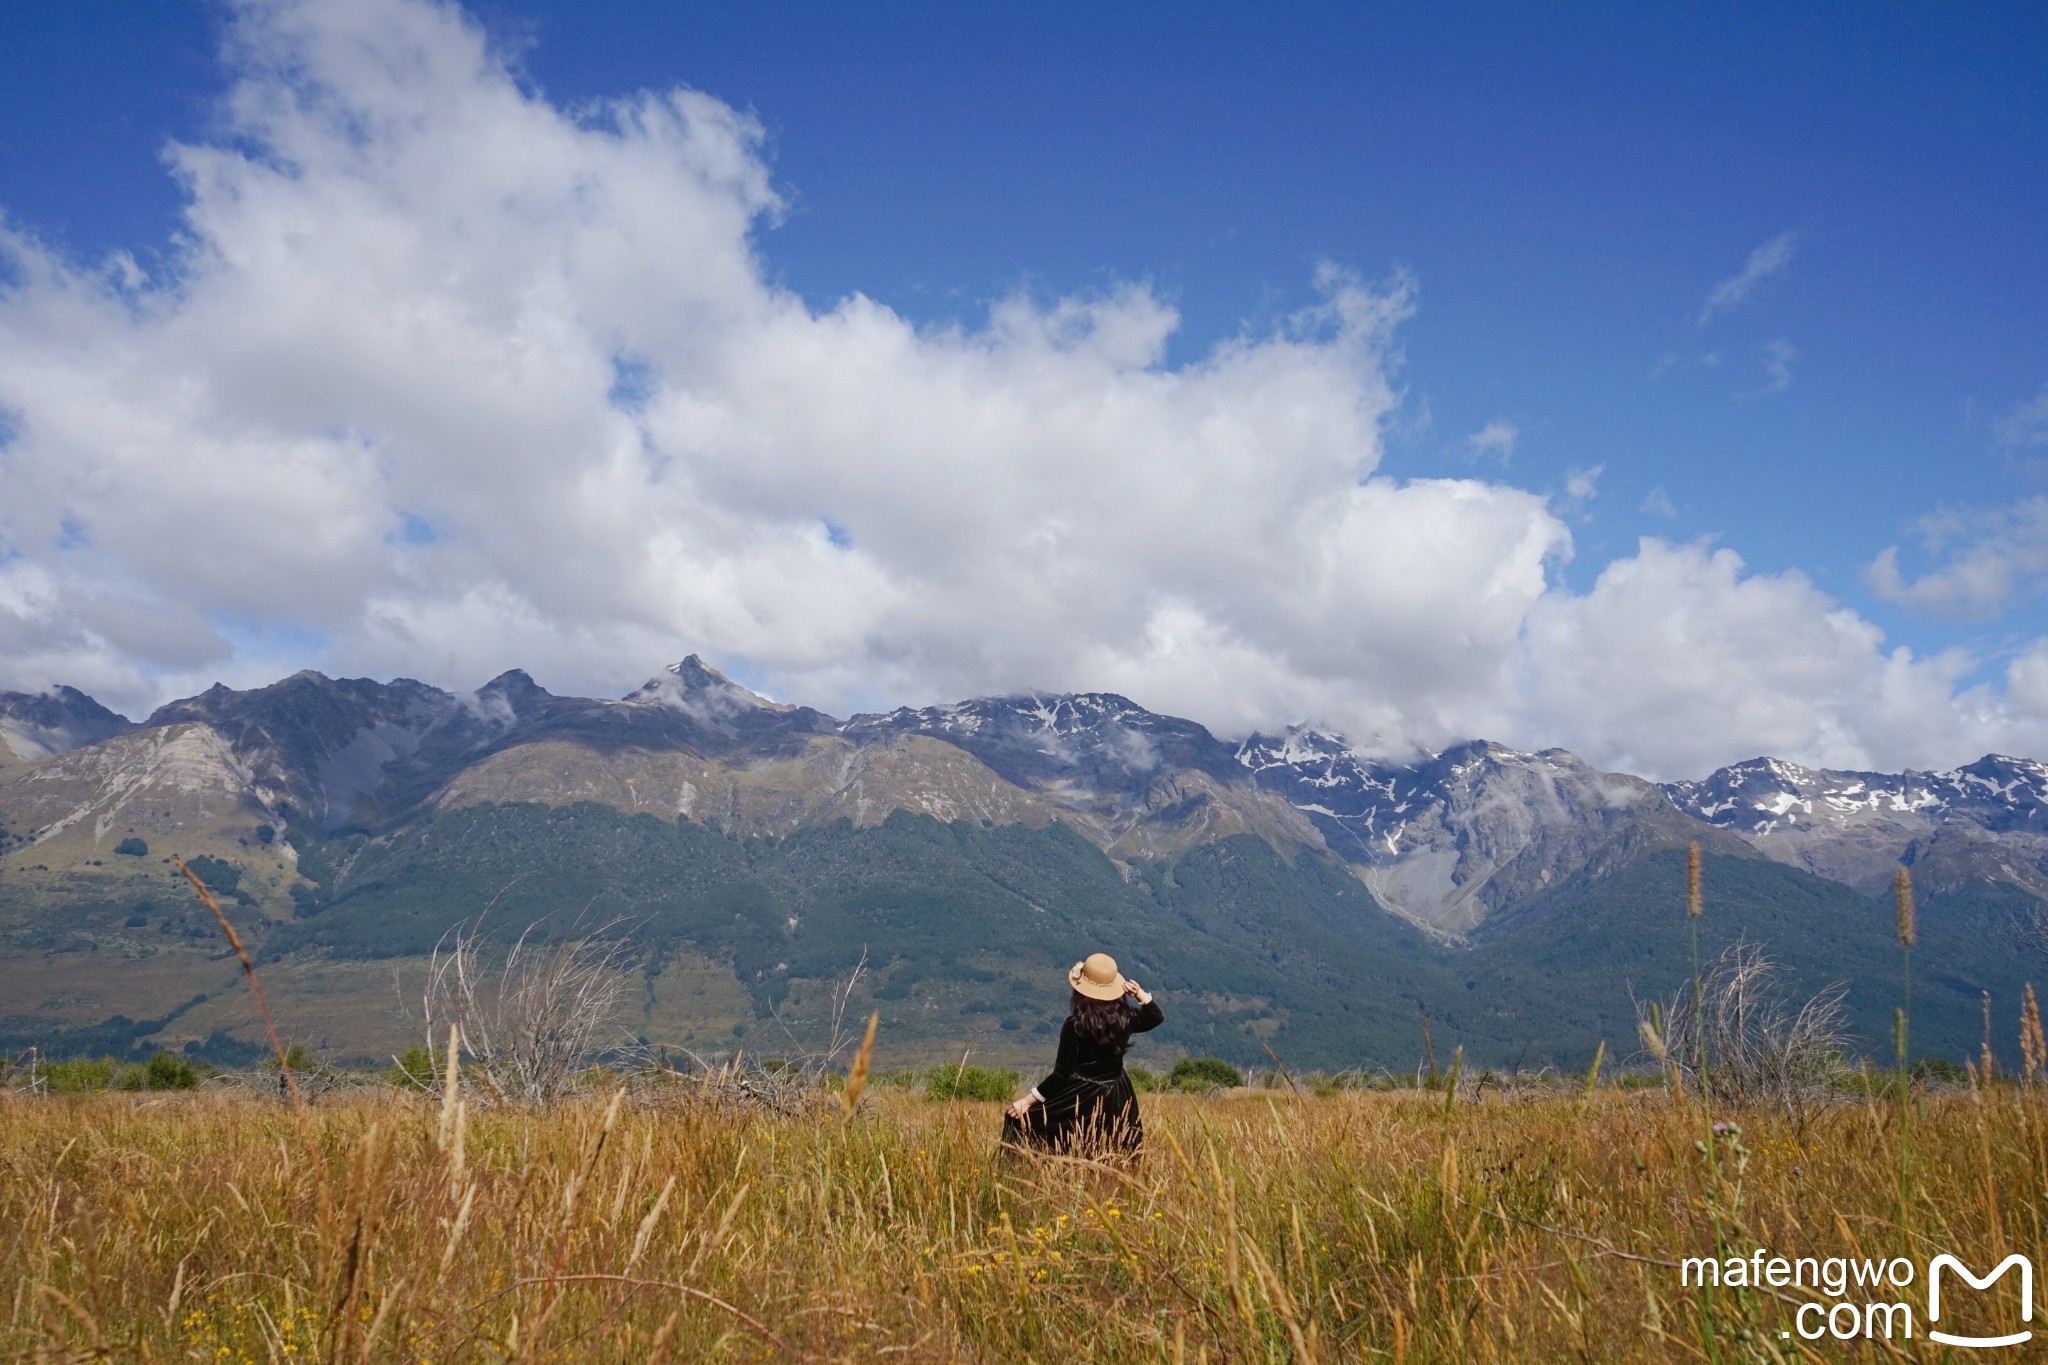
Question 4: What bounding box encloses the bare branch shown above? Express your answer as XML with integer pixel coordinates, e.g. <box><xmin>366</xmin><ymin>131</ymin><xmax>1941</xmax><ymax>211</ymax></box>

<box><xmin>421</xmin><ymin>912</ymin><xmax>636</xmax><ymax>1105</ymax></box>
<box><xmin>1634</xmin><ymin>941</ymin><xmax>1852</xmax><ymax>1115</ymax></box>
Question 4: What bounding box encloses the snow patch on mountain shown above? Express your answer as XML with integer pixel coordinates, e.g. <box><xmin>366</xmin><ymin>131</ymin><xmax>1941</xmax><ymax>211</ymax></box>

<box><xmin>1238</xmin><ymin>728</ymin><xmax>1717</xmax><ymax>936</ymax></box>
<box><xmin>1663</xmin><ymin>755</ymin><xmax>2048</xmax><ymax>837</ymax></box>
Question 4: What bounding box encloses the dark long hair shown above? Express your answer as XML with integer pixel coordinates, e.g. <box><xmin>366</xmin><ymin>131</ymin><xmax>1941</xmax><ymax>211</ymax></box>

<box><xmin>1069</xmin><ymin>990</ymin><xmax>1134</xmax><ymax>1054</ymax></box>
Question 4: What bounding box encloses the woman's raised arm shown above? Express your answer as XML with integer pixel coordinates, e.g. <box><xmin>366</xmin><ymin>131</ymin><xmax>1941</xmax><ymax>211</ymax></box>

<box><xmin>1123</xmin><ymin>979</ymin><xmax>1163</xmax><ymax>1033</ymax></box>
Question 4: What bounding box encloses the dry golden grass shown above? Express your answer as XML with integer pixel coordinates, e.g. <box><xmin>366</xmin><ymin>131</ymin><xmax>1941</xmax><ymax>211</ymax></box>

<box><xmin>3</xmin><ymin>1073</ymin><xmax>2045</xmax><ymax>1361</ymax></box>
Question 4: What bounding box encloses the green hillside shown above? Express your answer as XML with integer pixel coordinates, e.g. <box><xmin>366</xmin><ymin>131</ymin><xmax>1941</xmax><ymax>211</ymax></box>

<box><xmin>6</xmin><ymin>803</ymin><xmax>2042</xmax><ymax>1072</ymax></box>
<box><xmin>1463</xmin><ymin>847</ymin><xmax>2046</xmax><ymax>1069</ymax></box>
<box><xmin>273</xmin><ymin>801</ymin><xmax>1468</xmax><ymax>1069</ymax></box>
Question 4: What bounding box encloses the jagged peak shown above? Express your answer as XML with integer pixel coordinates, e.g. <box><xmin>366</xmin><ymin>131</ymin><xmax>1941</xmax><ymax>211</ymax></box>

<box><xmin>467</xmin><ymin>669</ymin><xmax>552</xmax><ymax>725</ymax></box>
<box><xmin>1007</xmin><ymin>691</ymin><xmax>1155</xmax><ymax>732</ymax></box>
<box><xmin>0</xmin><ymin>684</ymin><xmax>136</xmax><ymax>761</ymax></box>
<box><xmin>0</xmin><ymin>684</ymin><xmax>132</xmax><ymax>724</ymax></box>
<box><xmin>478</xmin><ymin>667</ymin><xmax>547</xmax><ymax>696</ymax></box>
<box><xmin>1238</xmin><ymin>725</ymin><xmax>1365</xmax><ymax>770</ymax></box>
<box><xmin>1442</xmin><ymin>737</ymin><xmax>1524</xmax><ymax>760</ymax></box>
<box><xmin>625</xmin><ymin>655</ymin><xmax>791</xmax><ymax>716</ymax></box>
<box><xmin>851</xmin><ymin>690</ymin><xmax>1165</xmax><ymax>735</ymax></box>
<box><xmin>1952</xmin><ymin>753</ymin><xmax>2048</xmax><ymax>779</ymax></box>
<box><xmin>43</xmin><ymin>683</ymin><xmax>106</xmax><ymax>708</ymax></box>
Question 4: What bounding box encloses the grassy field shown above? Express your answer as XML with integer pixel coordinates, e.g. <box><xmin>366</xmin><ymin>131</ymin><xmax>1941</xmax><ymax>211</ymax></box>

<box><xmin>3</xmin><ymin>1071</ymin><xmax>2044</xmax><ymax>1361</ymax></box>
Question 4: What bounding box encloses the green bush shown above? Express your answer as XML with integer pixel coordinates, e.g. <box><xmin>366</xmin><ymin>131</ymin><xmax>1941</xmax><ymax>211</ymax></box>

<box><xmin>142</xmin><ymin>1051</ymin><xmax>201</xmax><ymax>1090</ymax></box>
<box><xmin>45</xmin><ymin>1057</ymin><xmax>119</xmax><ymax>1093</ymax></box>
<box><xmin>387</xmin><ymin>1044</ymin><xmax>436</xmax><ymax>1089</ymax></box>
<box><xmin>185</xmin><ymin>855</ymin><xmax>242</xmax><ymax>896</ymax></box>
<box><xmin>1127</xmin><ymin>1065</ymin><xmax>1159</xmax><ymax>1092</ymax></box>
<box><xmin>922</xmin><ymin>1063</ymin><xmax>1018</xmax><ymax>1102</ymax></box>
<box><xmin>1168</xmin><ymin>1056</ymin><xmax>1244</xmax><ymax>1091</ymax></box>
<box><xmin>1913</xmin><ymin>1057</ymin><xmax>1968</xmax><ymax>1084</ymax></box>
<box><xmin>114</xmin><ymin>837</ymin><xmax>149</xmax><ymax>857</ymax></box>
<box><xmin>108</xmin><ymin>1052</ymin><xmax>202</xmax><ymax>1092</ymax></box>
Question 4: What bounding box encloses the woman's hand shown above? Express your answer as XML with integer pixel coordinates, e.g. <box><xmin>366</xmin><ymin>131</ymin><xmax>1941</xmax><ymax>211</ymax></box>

<box><xmin>1006</xmin><ymin>1094</ymin><xmax>1035</xmax><ymax>1120</ymax></box>
<box><xmin>1123</xmin><ymin>978</ymin><xmax>1151</xmax><ymax>1003</ymax></box>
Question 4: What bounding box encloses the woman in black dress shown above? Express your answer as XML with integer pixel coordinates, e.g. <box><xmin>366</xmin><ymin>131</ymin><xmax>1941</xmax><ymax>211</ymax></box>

<box><xmin>1002</xmin><ymin>952</ymin><xmax>1163</xmax><ymax>1156</ymax></box>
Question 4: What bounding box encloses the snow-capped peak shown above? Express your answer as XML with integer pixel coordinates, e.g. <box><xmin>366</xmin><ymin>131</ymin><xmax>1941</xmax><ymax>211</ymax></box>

<box><xmin>624</xmin><ymin>656</ymin><xmax>788</xmax><ymax>718</ymax></box>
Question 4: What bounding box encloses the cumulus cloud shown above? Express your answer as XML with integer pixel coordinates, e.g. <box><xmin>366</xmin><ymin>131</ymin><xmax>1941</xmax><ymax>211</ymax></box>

<box><xmin>1518</xmin><ymin>540</ymin><xmax>2039</xmax><ymax>776</ymax></box>
<box><xmin>1866</xmin><ymin>498</ymin><xmax>2048</xmax><ymax>620</ymax></box>
<box><xmin>0</xmin><ymin>0</ymin><xmax>2042</xmax><ymax>780</ymax></box>
<box><xmin>1699</xmin><ymin>230</ymin><xmax>1800</xmax><ymax>325</ymax></box>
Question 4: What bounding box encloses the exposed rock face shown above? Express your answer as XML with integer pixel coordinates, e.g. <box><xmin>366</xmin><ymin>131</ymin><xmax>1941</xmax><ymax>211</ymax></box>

<box><xmin>843</xmin><ymin>694</ymin><xmax>1323</xmax><ymax>861</ymax></box>
<box><xmin>431</xmin><ymin>733</ymin><xmax>1060</xmax><ymax>837</ymax></box>
<box><xmin>1</xmin><ymin>664</ymin><xmax>1329</xmax><ymax>889</ymax></box>
<box><xmin>0</xmin><ymin>687</ymin><xmax>134</xmax><ymax>770</ymax></box>
<box><xmin>1664</xmin><ymin>754</ymin><xmax>2048</xmax><ymax>899</ymax></box>
<box><xmin>1238</xmin><ymin>731</ymin><xmax>1737</xmax><ymax>936</ymax></box>
<box><xmin>8</xmin><ymin>659</ymin><xmax>2048</xmax><ymax>938</ymax></box>
<box><xmin>0</xmin><ymin>721</ymin><xmax>306</xmax><ymax>911</ymax></box>
<box><xmin>844</xmin><ymin>693</ymin><xmax>1243</xmax><ymax>790</ymax></box>
<box><xmin>4</xmin><ymin>723</ymin><xmax>256</xmax><ymax>848</ymax></box>
<box><xmin>146</xmin><ymin>671</ymin><xmax>474</xmax><ymax>830</ymax></box>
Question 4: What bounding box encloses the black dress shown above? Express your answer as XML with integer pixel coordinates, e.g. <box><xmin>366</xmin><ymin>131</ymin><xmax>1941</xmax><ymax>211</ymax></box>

<box><xmin>1002</xmin><ymin>998</ymin><xmax>1164</xmax><ymax>1155</ymax></box>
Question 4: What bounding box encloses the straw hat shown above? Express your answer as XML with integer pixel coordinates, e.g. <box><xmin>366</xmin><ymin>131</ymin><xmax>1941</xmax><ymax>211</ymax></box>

<box><xmin>1068</xmin><ymin>952</ymin><xmax>1126</xmax><ymax>1001</ymax></box>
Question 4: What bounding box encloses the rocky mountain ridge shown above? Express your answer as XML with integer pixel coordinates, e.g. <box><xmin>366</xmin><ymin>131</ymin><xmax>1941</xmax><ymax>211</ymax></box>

<box><xmin>1235</xmin><ymin>731</ymin><xmax>1751</xmax><ymax>936</ymax></box>
<box><xmin>6</xmin><ymin>663</ymin><xmax>2047</xmax><ymax>1071</ymax></box>
<box><xmin>1662</xmin><ymin>753</ymin><xmax>2048</xmax><ymax>900</ymax></box>
<box><xmin>4</xmin><ymin>663</ymin><xmax>2047</xmax><ymax>935</ymax></box>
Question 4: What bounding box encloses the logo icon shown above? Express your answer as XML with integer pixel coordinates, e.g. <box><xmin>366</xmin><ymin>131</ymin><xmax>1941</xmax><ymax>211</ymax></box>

<box><xmin>1928</xmin><ymin>1253</ymin><xmax>2034</xmax><ymax>1349</ymax></box>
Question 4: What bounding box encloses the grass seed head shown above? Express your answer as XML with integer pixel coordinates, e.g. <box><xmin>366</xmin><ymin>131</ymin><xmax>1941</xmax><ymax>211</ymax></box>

<box><xmin>2022</xmin><ymin>983</ymin><xmax>2045</xmax><ymax>1081</ymax></box>
<box><xmin>1893</xmin><ymin>866</ymin><xmax>1916</xmax><ymax>947</ymax></box>
<box><xmin>840</xmin><ymin>1010</ymin><xmax>880</xmax><ymax>1118</ymax></box>
<box><xmin>1637</xmin><ymin>1018</ymin><xmax>1667</xmax><ymax>1061</ymax></box>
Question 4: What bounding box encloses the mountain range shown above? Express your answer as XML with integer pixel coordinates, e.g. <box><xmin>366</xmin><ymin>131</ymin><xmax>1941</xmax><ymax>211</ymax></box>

<box><xmin>2</xmin><ymin>660</ymin><xmax>2043</xmax><ymax>1071</ymax></box>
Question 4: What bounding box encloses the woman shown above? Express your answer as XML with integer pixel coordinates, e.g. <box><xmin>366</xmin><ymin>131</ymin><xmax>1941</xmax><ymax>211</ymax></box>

<box><xmin>1002</xmin><ymin>952</ymin><xmax>1163</xmax><ymax>1156</ymax></box>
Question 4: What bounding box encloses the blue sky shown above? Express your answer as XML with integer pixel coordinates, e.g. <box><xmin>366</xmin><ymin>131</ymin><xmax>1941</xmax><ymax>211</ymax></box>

<box><xmin>0</xmin><ymin>1</ymin><xmax>2045</xmax><ymax>776</ymax></box>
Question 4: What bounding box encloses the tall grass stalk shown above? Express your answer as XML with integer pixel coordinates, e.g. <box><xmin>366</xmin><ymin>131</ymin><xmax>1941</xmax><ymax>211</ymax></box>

<box><xmin>1895</xmin><ymin>865</ymin><xmax>1917</xmax><ymax>1245</ymax></box>
<box><xmin>6</xmin><ymin>1082</ymin><xmax>2044</xmax><ymax>1359</ymax></box>
<box><xmin>1682</xmin><ymin>841</ymin><xmax>1727</xmax><ymax>1359</ymax></box>
<box><xmin>173</xmin><ymin>856</ymin><xmax>300</xmax><ymax>1104</ymax></box>
<box><xmin>1686</xmin><ymin>842</ymin><xmax>1705</xmax><ymax>1096</ymax></box>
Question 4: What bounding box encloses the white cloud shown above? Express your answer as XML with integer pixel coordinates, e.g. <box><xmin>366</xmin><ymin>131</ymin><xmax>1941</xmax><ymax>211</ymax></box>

<box><xmin>1866</xmin><ymin>497</ymin><xmax>2048</xmax><ymax>620</ymax></box>
<box><xmin>1759</xmin><ymin>338</ymin><xmax>1797</xmax><ymax>394</ymax></box>
<box><xmin>1640</xmin><ymin>488</ymin><xmax>1677</xmax><ymax>518</ymax></box>
<box><xmin>1563</xmin><ymin>466</ymin><xmax>1601</xmax><ymax>504</ymax></box>
<box><xmin>1699</xmin><ymin>230</ymin><xmax>1799</xmax><ymax>325</ymax></box>
<box><xmin>1996</xmin><ymin>383</ymin><xmax>2048</xmax><ymax>454</ymax></box>
<box><xmin>0</xmin><ymin>0</ymin><xmax>2041</xmax><ymax>781</ymax></box>
<box><xmin>0</xmin><ymin>0</ymin><xmax>1543</xmax><ymax>739</ymax></box>
<box><xmin>1467</xmin><ymin>419</ymin><xmax>1517</xmax><ymax>462</ymax></box>
<box><xmin>1517</xmin><ymin>539</ymin><xmax>2042</xmax><ymax>777</ymax></box>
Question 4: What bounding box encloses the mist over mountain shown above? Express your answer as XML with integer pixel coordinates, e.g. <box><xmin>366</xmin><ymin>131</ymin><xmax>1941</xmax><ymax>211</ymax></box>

<box><xmin>0</xmin><ymin>687</ymin><xmax>134</xmax><ymax>775</ymax></box>
<box><xmin>2</xmin><ymin>659</ymin><xmax>2042</xmax><ymax>1071</ymax></box>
